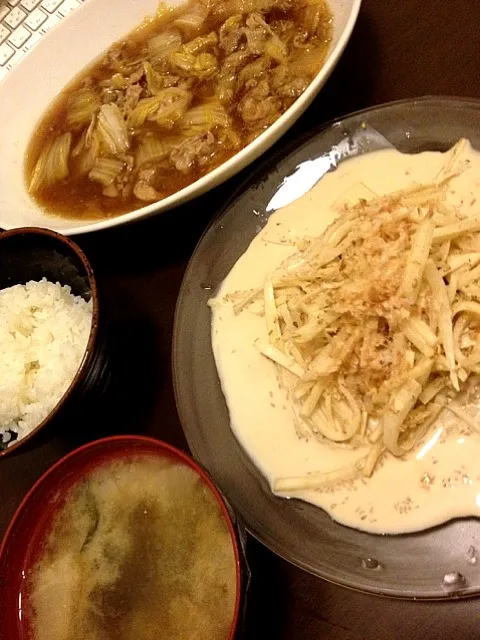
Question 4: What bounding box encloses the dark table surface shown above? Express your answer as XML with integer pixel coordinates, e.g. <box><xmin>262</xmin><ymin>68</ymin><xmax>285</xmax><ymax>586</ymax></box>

<box><xmin>2</xmin><ymin>0</ymin><xmax>480</xmax><ymax>638</ymax></box>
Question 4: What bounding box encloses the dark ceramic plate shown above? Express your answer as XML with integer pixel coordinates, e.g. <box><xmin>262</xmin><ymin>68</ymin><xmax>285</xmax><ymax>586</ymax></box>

<box><xmin>173</xmin><ymin>97</ymin><xmax>480</xmax><ymax>599</ymax></box>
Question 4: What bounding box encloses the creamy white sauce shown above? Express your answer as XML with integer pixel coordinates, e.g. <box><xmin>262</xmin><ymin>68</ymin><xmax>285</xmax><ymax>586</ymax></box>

<box><xmin>211</xmin><ymin>143</ymin><xmax>480</xmax><ymax>534</ymax></box>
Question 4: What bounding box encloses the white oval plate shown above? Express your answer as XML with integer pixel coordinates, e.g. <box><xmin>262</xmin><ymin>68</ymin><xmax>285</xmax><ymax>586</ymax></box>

<box><xmin>0</xmin><ymin>0</ymin><xmax>361</xmax><ymax>235</ymax></box>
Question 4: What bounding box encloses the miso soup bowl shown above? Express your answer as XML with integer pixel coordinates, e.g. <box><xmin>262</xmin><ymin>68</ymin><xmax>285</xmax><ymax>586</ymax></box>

<box><xmin>0</xmin><ymin>0</ymin><xmax>361</xmax><ymax>235</ymax></box>
<box><xmin>0</xmin><ymin>436</ymin><xmax>243</xmax><ymax>640</ymax></box>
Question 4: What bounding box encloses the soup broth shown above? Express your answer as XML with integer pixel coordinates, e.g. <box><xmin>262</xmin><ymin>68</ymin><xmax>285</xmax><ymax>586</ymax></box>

<box><xmin>25</xmin><ymin>0</ymin><xmax>332</xmax><ymax>219</ymax></box>
<box><xmin>25</xmin><ymin>456</ymin><xmax>238</xmax><ymax>640</ymax></box>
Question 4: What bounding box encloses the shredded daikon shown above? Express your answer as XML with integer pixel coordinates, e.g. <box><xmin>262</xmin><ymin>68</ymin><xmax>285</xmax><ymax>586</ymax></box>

<box><xmin>212</xmin><ymin>140</ymin><xmax>480</xmax><ymax>491</ymax></box>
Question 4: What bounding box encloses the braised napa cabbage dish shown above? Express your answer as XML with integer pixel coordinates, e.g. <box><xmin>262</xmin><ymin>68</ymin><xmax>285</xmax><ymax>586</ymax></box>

<box><xmin>26</xmin><ymin>0</ymin><xmax>332</xmax><ymax>219</ymax></box>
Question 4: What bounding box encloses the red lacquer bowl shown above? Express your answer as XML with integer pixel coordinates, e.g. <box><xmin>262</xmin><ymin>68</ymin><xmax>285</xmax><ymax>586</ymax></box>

<box><xmin>0</xmin><ymin>435</ymin><xmax>242</xmax><ymax>640</ymax></box>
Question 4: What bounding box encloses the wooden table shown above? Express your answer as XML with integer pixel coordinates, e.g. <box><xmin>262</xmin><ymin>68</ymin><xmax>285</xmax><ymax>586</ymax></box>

<box><xmin>2</xmin><ymin>0</ymin><xmax>480</xmax><ymax>638</ymax></box>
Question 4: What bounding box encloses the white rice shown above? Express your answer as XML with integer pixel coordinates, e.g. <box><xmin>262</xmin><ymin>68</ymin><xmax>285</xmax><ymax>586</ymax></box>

<box><xmin>0</xmin><ymin>278</ymin><xmax>93</xmax><ymax>449</ymax></box>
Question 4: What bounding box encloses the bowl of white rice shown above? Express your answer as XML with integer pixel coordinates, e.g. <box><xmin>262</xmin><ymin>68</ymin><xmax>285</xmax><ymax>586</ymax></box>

<box><xmin>0</xmin><ymin>228</ymin><xmax>102</xmax><ymax>456</ymax></box>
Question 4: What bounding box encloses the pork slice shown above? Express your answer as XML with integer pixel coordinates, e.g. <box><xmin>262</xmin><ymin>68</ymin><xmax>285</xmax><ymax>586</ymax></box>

<box><xmin>122</xmin><ymin>84</ymin><xmax>143</xmax><ymax>118</ymax></box>
<box><xmin>169</xmin><ymin>132</ymin><xmax>216</xmax><ymax>173</ymax></box>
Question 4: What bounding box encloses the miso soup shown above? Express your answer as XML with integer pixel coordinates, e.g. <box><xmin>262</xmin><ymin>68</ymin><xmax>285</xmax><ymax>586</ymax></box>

<box><xmin>25</xmin><ymin>456</ymin><xmax>238</xmax><ymax>640</ymax></box>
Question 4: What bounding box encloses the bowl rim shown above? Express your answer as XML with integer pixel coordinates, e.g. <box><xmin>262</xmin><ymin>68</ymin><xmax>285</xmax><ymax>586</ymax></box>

<box><xmin>0</xmin><ymin>434</ymin><xmax>243</xmax><ymax>640</ymax></box>
<box><xmin>4</xmin><ymin>0</ymin><xmax>362</xmax><ymax>236</ymax></box>
<box><xmin>0</xmin><ymin>227</ymin><xmax>99</xmax><ymax>459</ymax></box>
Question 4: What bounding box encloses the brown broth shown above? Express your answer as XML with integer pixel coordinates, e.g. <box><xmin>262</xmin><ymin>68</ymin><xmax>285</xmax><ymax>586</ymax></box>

<box><xmin>25</xmin><ymin>0</ymin><xmax>332</xmax><ymax>220</ymax></box>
